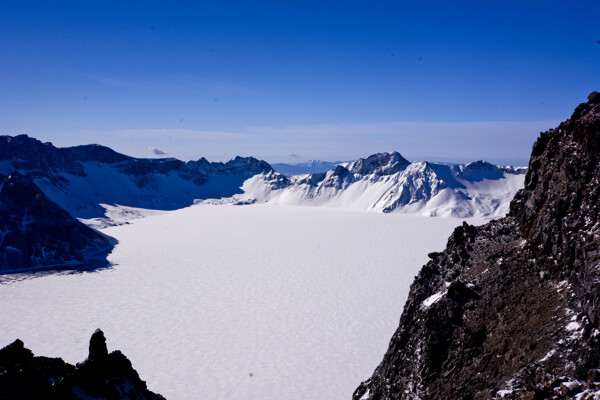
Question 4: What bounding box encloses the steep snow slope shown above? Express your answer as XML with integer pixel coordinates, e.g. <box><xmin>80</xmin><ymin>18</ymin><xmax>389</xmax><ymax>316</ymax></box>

<box><xmin>237</xmin><ymin>153</ymin><xmax>526</xmax><ymax>218</ymax></box>
<box><xmin>33</xmin><ymin>162</ymin><xmax>256</xmax><ymax>220</ymax></box>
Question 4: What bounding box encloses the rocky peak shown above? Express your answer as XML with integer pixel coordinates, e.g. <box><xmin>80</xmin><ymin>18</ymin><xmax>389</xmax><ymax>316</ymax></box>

<box><xmin>464</xmin><ymin>160</ymin><xmax>496</xmax><ymax>170</ymax></box>
<box><xmin>223</xmin><ymin>156</ymin><xmax>273</xmax><ymax>175</ymax></box>
<box><xmin>0</xmin><ymin>134</ymin><xmax>85</xmax><ymax>176</ymax></box>
<box><xmin>460</xmin><ymin>160</ymin><xmax>504</xmax><ymax>181</ymax></box>
<box><xmin>349</xmin><ymin>151</ymin><xmax>410</xmax><ymax>176</ymax></box>
<box><xmin>353</xmin><ymin>93</ymin><xmax>600</xmax><ymax>399</ymax></box>
<box><xmin>62</xmin><ymin>144</ymin><xmax>131</xmax><ymax>164</ymax></box>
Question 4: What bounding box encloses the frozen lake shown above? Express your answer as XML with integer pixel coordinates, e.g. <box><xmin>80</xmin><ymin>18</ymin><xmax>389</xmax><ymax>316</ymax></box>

<box><xmin>0</xmin><ymin>204</ymin><xmax>483</xmax><ymax>399</ymax></box>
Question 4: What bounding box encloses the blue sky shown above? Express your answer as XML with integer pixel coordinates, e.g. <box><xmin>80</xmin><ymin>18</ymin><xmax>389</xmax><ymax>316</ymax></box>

<box><xmin>1</xmin><ymin>1</ymin><xmax>599</xmax><ymax>165</ymax></box>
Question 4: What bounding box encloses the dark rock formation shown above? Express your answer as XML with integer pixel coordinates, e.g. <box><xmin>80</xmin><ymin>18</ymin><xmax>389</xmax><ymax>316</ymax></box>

<box><xmin>354</xmin><ymin>93</ymin><xmax>600</xmax><ymax>399</ymax></box>
<box><xmin>0</xmin><ymin>329</ymin><xmax>165</xmax><ymax>400</ymax></box>
<box><xmin>0</xmin><ymin>172</ymin><xmax>114</xmax><ymax>272</ymax></box>
<box><xmin>350</xmin><ymin>152</ymin><xmax>410</xmax><ymax>176</ymax></box>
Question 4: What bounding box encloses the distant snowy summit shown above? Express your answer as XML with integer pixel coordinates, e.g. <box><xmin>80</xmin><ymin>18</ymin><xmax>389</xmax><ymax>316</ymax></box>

<box><xmin>271</xmin><ymin>160</ymin><xmax>349</xmax><ymax>175</ymax></box>
<box><xmin>234</xmin><ymin>152</ymin><xmax>526</xmax><ymax>218</ymax></box>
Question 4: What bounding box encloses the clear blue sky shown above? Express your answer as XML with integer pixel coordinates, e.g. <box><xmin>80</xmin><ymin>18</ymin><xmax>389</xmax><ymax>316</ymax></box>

<box><xmin>1</xmin><ymin>1</ymin><xmax>599</xmax><ymax>165</ymax></box>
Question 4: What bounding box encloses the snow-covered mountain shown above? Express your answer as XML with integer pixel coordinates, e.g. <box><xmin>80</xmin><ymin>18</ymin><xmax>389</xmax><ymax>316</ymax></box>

<box><xmin>234</xmin><ymin>152</ymin><xmax>526</xmax><ymax>218</ymax></box>
<box><xmin>0</xmin><ymin>135</ymin><xmax>525</xmax><ymax>224</ymax></box>
<box><xmin>271</xmin><ymin>160</ymin><xmax>348</xmax><ymax>175</ymax></box>
<box><xmin>0</xmin><ymin>135</ymin><xmax>273</xmax><ymax>223</ymax></box>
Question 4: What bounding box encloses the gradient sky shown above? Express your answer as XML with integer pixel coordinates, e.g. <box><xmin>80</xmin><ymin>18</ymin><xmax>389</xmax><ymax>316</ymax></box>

<box><xmin>1</xmin><ymin>1</ymin><xmax>599</xmax><ymax>165</ymax></box>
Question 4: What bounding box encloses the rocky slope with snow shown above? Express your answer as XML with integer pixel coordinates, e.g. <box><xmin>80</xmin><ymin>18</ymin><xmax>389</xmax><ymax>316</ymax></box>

<box><xmin>0</xmin><ymin>135</ymin><xmax>272</xmax><ymax>222</ymax></box>
<box><xmin>237</xmin><ymin>152</ymin><xmax>525</xmax><ymax>218</ymax></box>
<box><xmin>0</xmin><ymin>172</ymin><xmax>114</xmax><ymax>272</ymax></box>
<box><xmin>0</xmin><ymin>329</ymin><xmax>165</xmax><ymax>400</ymax></box>
<box><xmin>353</xmin><ymin>93</ymin><xmax>600</xmax><ymax>399</ymax></box>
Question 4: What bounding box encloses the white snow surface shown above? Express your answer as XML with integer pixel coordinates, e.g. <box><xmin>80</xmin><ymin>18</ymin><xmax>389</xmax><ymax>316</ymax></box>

<box><xmin>422</xmin><ymin>289</ymin><xmax>447</xmax><ymax>308</ymax></box>
<box><xmin>0</xmin><ymin>204</ymin><xmax>482</xmax><ymax>400</ymax></box>
<box><xmin>236</xmin><ymin>159</ymin><xmax>525</xmax><ymax>218</ymax></box>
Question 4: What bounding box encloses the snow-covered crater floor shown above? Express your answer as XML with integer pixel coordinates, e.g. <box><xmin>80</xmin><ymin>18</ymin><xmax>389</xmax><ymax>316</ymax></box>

<box><xmin>0</xmin><ymin>204</ymin><xmax>485</xmax><ymax>400</ymax></box>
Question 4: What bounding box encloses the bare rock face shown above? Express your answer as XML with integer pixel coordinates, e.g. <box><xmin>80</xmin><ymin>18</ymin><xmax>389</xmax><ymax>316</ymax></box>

<box><xmin>0</xmin><ymin>329</ymin><xmax>165</xmax><ymax>400</ymax></box>
<box><xmin>353</xmin><ymin>93</ymin><xmax>600</xmax><ymax>399</ymax></box>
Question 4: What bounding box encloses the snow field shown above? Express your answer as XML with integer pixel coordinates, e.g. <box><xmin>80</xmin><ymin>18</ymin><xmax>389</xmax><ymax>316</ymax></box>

<box><xmin>0</xmin><ymin>204</ymin><xmax>484</xmax><ymax>399</ymax></box>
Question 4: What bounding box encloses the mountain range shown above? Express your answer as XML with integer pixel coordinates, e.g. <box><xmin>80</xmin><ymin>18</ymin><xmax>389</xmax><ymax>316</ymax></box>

<box><xmin>1</xmin><ymin>135</ymin><xmax>525</xmax><ymax>222</ymax></box>
<box><xmin>0</xmin><ymin>134</ymin><xmax>272</xmax><ymax>221</ymax></box>
<box><xmin>238</xmin><ymin>153</ymin><xmax>525</xmax><ymax>218</ymax></box>
<box><xmin>0</xmin><ymin>134</ymin><xmax>524</xmax><ymax>272</ymax></box>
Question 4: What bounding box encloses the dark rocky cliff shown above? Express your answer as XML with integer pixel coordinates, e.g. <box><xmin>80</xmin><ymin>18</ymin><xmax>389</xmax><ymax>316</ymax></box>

<box><xmin>0</xmin><ymin>329</ymin><xmax>165</xmax><ymax>400</ymax></box>
<box><xmin>354</xmin><ymin>92</ymin><xmax>600</xmax><ymax>400</ymax></box>
<box><xmin>0</xmin><ymin>172</ymin><xmax>114</xmax><ymax>272</ymax></box>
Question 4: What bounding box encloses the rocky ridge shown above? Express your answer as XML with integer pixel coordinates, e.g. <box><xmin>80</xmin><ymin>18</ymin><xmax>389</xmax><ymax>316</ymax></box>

<box><xmin>0</xmin><ymin>329</ymin><xmax>165</xmax><ymax>400</ymax></box>
<box><xmin>0</xmin><ymin>134</ymin><xmax>272</xmax><ymax>180</ymax></box>
<box><xmin>0</xmin><ymin>135</ymin><xmax>273</xmax><ymax>220</ymax></box>
<box><xmin>353</xmin><ymin>92</ymin><xmax>600</xmax><ymax>399</ymax></box>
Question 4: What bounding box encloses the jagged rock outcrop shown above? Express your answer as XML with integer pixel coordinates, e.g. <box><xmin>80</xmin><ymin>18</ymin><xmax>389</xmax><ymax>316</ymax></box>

<box><xmin>0</xmin><ymin>329</ymin><xmax>165</xmax><ymax>400</ymax></box>
<box><xmin>0</xmin><ymin>172</ymin><xmax>114</xmax><ymax>272</ymax></box>
<box><xmin>353</xmin><ymin>92</ymin><xmax>600</xmax><ymax>399</ymax></box>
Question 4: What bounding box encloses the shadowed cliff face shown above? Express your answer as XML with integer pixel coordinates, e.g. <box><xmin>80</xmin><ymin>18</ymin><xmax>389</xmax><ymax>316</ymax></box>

<box><xmin>354</xmin><ymin>93</ymin><xmax>600</xmax><ymax>400</ymax></box>
<box><xmin>0</xmin><ymin>172</ymin><xmax>115</xmax><ymax>272</ymax></box>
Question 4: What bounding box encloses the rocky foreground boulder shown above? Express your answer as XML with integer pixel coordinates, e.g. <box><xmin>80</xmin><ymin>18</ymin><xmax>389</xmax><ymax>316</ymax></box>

<box><xmin>354</xmin><ymin>92</ymin><xmax>600</xmax><ymax>399</ymax></box>
<box><xmin>0</xmin><ymin>329</ymin><xmax>165</xmax><ymax>400</ymax></box>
